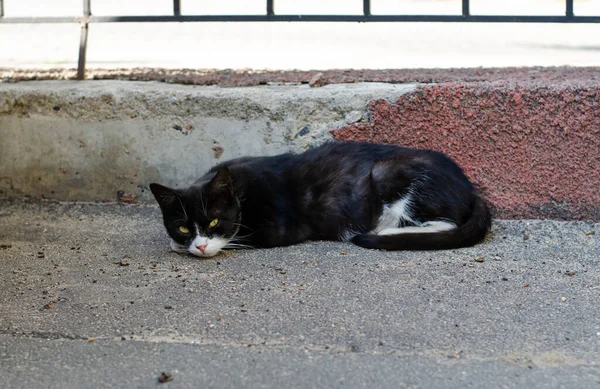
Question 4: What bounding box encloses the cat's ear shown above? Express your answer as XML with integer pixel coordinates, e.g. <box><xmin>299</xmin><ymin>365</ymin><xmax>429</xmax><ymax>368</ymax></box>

<box><xmin>149</xmin><ymin>183</ymin><xmax>180</xmax><ymax>208</ymax></box>
<box><xmin>208</xmin><ymin>167</ymin><xmax>233</xmax><ymax>195</ymax></box>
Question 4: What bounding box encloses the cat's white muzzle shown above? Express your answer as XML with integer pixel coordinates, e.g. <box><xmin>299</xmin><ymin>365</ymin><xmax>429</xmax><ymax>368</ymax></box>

<box><xmin>170</xmin><ymin>236</ymin><xmax>228</xmax><ymax>258</ymax></box>
<box><xmin>189</xmin><ymin>235</ymin><xmax>228</xmax><ymax>258</ymax></box>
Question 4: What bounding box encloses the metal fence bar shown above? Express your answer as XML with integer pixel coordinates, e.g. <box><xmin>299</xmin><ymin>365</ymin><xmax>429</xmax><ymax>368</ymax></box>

<box><xmin>566</xmin><ymin>0</ymin><xmax>574</xmax><ymax>18</ymax></box>
<box><xmin>267</xmin><ymin>0</ymin><xmax>274</xmax><ymax>16</ymax></box>
<box><xmin>76</xmin><ymin>0</ymin><xmax>91</xmax><ymax>80</ymax></box>
<box><xmin>83</xmin><ymin>0</ymin><xmax>91</xmax><ymax>18</ymax></box>
<box><xmin>363</xmin><ymin>0</ymin><xmax>371</xmax><ymax>17</ymax></box>
<box><xmin>173</xmin><ymin>0</ymin><xmax>181</xmax><ymax>17</ymax></box>
<box><xmin>77</xmin><ymin>25</ymin><xmax>89</xmax><ymax>80</ymax></box>
<box><xmin>462</xmin><ymin>0</ymin><xmax>470</xmax><ymax>17</ymax></box>
<box><xmin>2</xmin><ymin>15</ymin><xmax>600</xmax><ymax>23</ymax></box>
<box><xmin>0</xmin><ymin>0</ymin><xmax>4</xmax><ymax>18</ymax></box>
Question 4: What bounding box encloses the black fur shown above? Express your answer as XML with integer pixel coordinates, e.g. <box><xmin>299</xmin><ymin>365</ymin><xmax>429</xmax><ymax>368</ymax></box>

<box><xmin>150</xmin><ymin>141</ymin><xmax>491</xmax><ymax>254</ymax></box>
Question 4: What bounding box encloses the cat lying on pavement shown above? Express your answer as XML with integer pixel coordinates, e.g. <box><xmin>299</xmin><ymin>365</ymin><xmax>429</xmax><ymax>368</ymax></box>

<box><xmin>151</xmin><ymin>141</ymin><xmax>491</xmax><ymax>258</ymax></box>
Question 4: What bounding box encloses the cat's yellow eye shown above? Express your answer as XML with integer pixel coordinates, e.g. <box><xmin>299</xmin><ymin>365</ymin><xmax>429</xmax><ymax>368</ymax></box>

<box><xmin>209</xmin><ymin>218</ymin><xmax>219</xmax><ymax>228</ymax></box>
<box><xmin>178</xmin><ymin>226</ymin><xmax>189</xmax><ymax>234</ymax></box>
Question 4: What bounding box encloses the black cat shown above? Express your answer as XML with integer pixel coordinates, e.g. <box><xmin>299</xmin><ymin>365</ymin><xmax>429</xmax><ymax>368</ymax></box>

<box><xmin>150</xmin><ymin>141</ymin><xmax>491</xmax><ymax>257</ymax></box>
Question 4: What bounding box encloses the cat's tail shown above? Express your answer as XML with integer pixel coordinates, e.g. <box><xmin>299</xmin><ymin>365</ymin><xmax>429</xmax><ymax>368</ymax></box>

<box><xmin>351</xmin><ymin>195</ymin><xmax>491</xmax><ymax>251</ymax></box>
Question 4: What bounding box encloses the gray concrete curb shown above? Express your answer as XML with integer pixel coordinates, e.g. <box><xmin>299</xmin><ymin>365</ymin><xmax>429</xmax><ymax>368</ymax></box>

<box><xmin>0</xmin><ymin>81</ymin><xmax>415</xmax><ymax>202</ymax></box>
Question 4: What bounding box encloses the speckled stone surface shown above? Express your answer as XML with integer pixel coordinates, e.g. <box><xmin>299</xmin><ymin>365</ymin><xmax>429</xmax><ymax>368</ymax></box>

<box><xmin>333</xmin><ymin>81</ymin><xmax>600</xmax><ymax>220</ymax></box>
<box><xmin>2</xmin><ymin>66</ymin><xmax>600</xmax><ymax>87</ymax></box>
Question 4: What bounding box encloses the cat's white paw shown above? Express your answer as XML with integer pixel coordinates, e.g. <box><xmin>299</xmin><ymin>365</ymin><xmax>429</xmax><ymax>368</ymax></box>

<box><xmin>169</xmin><ymin>239</ymin><xmax>188</xmax><ymax>253</ymax></box>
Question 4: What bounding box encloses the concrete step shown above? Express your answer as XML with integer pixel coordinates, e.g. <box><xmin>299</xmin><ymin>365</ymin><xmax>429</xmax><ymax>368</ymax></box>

<box><xmin>1</xmin><ymin>76</ymin><xmax>598</xmax><ymax>220</ymax></box>
<box><xmin>0</xmin><ymin>81</ymin><xmax>411</xmax><ymax>202</ymax></box>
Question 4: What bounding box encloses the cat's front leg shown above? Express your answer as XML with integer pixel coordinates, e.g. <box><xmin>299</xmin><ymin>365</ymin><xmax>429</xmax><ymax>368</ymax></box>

<box><xmin>169</xmin><ymin>239</ymin><xmax>188</xmax><ymax>253</ymax></box>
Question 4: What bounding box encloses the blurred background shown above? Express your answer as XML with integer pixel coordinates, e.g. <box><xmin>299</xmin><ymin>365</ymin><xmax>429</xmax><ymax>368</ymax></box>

<box><xmin>1</xmin><ymin>0</ymin><xmax>599</xmax><ymax>70</ymax></box>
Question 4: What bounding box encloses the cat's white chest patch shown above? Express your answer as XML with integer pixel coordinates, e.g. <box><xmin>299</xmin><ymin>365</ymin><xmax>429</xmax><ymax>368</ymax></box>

<box><xmin>371</xmin><ymin>193</ymin><xmax>416</xmax><ymax>234</ymax></box>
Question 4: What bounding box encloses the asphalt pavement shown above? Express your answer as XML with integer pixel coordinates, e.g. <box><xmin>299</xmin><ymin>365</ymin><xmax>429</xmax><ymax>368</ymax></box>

<box><xmin>1</xmin><ymin>198</ymin><xmax>599</xmax><ymax>388</ymax></box>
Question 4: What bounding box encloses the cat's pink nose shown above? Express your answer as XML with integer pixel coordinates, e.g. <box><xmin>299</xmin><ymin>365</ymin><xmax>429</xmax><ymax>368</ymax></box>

<box><xmin>196</xmin><ymin>244</ymin><xmax>207</xmax><ymax>253</ymax></box>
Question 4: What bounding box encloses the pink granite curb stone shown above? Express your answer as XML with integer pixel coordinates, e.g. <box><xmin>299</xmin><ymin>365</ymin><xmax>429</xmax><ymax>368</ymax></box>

<box><xmin>332</xmin><ymin>83</ymin><xmax>600</xmax><ymax>221</ymax></box>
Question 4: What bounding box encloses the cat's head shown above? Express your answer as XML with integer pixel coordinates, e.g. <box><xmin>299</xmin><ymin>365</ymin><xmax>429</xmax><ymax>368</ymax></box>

<box><xmin>150</xmin><ymin>167</ymin><xmax>240</xmax><ymax>258</ymax></box>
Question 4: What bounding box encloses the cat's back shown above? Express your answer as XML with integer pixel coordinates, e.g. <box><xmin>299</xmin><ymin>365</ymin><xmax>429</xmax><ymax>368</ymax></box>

<box><xmin>209</xmin><ymin>152</ymin><xmax>296</xmax><ymax>173</ymax></box>
<box><xmin>302</xmin><ymin>142</ymin><xmax>467</xmax><ymax>175</ymax></box>
<box><xmin>207</xmin><ymin>142</ymin><xmax>458</xmax><ymax>180</ymax></box>
<box><xmin>301</xmin><ymin>141</ymin><xmax>402</xmax><ymax>161</ymax></box>
<box><xmin>294</xmin><ymin>142</ymin><xmax>411</xmax><ymax>175</ymax></box>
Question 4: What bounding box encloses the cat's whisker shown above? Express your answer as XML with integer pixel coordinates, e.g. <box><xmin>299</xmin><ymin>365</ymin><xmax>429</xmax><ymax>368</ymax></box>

<box><xmin>192</xmin><ymin>205</ymin><xmax>207</xmax><ymax>218</ymax></box>
<box><xmin>176</xmin><ymin>196</ymin><xmax>188</xmax><ymax>220</ymax></box>
<box><xmin>224</xmin><ymin>243</ymin><xmax>254</xmax><ymax>250</ymax></box>
<box><xmin>232</xmin><ymin>232</ymin><xmax>255</xmax><ymax>240</ymax></box>
<box><xmin>200</xmin><ymin>192</ymin><xmax>208</xmax><ymax>217</ymax></box>
<box><xmin>224</xmin><ymin>242</ymin><xmax>253</xmax><ymax>247</ymax></box>
<box><xmin>232</xmin><ymin>222</ymin><xmax>252</xmax><ymax>231</ymax></box>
